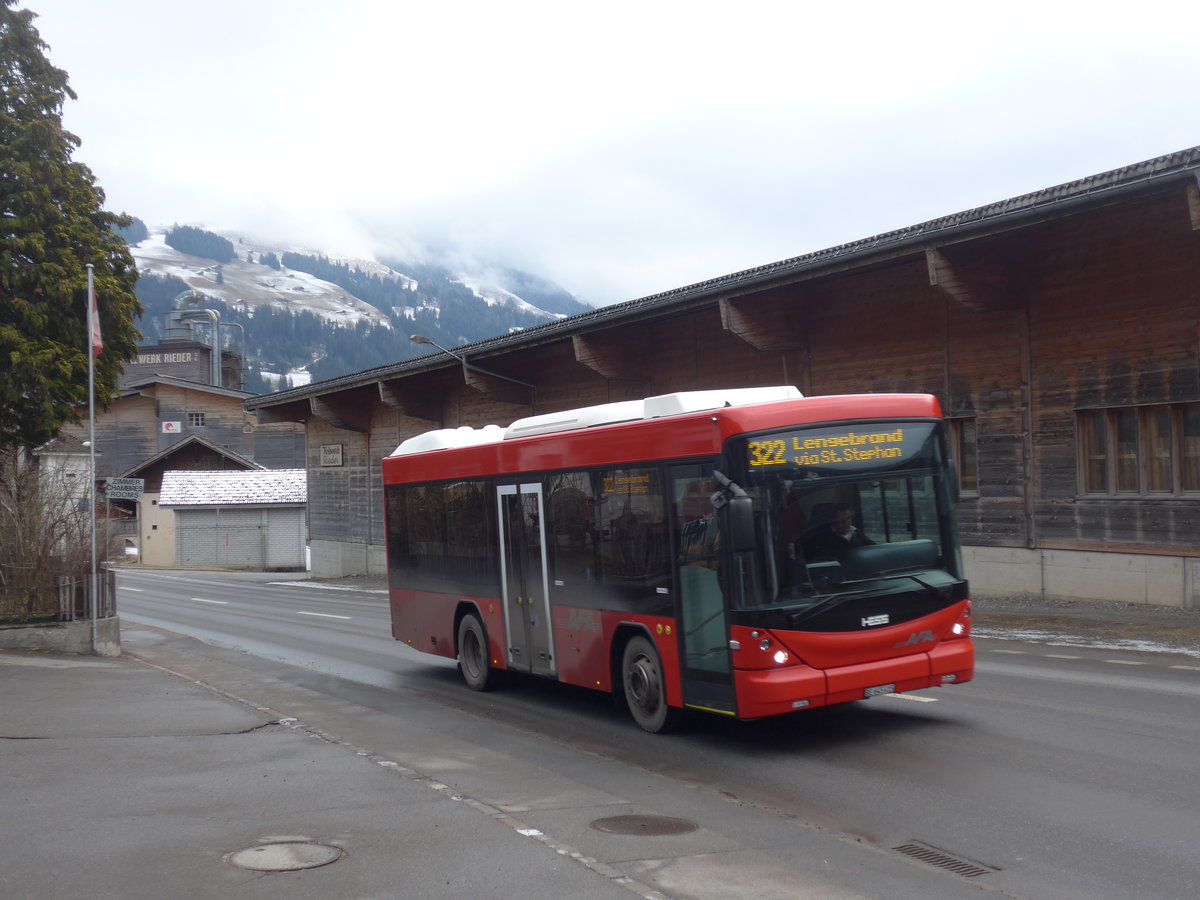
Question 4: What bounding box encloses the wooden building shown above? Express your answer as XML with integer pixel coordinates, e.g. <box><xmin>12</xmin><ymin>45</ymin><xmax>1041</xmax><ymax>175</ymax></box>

<box><xmin>63</xmin><ymin>375</ymin><xmax>305</xmax><ymax>481</ymax></box>
<box><xmin>118</xmin><ymin>435</ymin><xmax>265</xmax><ymax>566</ymax></box>
<box><xmin>60</xmin><ymin>374</ymin><xmax>305</xmax><ymax>566</ymax></box>
<box><xmin>245</xmin><ymin>146</ymin><xmax>1200</xmax><ymax>608</ymax></box>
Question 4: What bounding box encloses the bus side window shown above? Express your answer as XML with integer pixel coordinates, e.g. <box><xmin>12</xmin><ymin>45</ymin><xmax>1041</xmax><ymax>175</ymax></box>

<box><xmin>445</xmin><ymin>481</ymin><xmax>496</xmax><ymax>594</ymax></box>
<box><xmin>385</xmin><ymin>486</ymin><xmax>412</xmax><ymax>590</ymax></box>
<box><xmin>595</xmin><ymin>466</ymin><xmax>670</xmax><ymax>606</ymax></box>
<box><xmin>677</xmin><ymin>477</ymin><xmax>718</xmax><ymax>567</ymax></box>
<box><xmin>406</xmin><ymin>484</ymin><xmax>446</xmax><ymax>592</ymax></box>
<box><xmin>546</xmin><ymin>472</ymin><xmax>597</xmax><ymax>588</ymax></box>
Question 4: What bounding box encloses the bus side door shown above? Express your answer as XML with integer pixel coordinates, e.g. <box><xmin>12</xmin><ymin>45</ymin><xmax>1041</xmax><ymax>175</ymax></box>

<box><xmin>497</xmin><ymin>483</ymin><xmax>556</xmax><ymax>678</ymax></box>
<box><xmin>671</xmin><ymin>465</ymin><xmax>737</xmax><ymax>716</ymax></box>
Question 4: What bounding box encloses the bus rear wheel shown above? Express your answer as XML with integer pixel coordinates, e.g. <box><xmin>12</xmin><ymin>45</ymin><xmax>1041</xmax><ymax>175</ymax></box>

<box><xmin>457</xmin><ymin>613</ymin><xmax>497</xmax><ymax>691</ymax></box>
<box><xmin>621</xmin><ymin>635</ymin><xmax>680</xmax><ymax>733</ymax></box>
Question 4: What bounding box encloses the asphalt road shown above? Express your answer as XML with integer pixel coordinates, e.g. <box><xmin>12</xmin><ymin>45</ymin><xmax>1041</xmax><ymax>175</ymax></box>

<box><xmin>115</xmin><ymin>568</ymin><xmax>1200</xmax><ymax>900</ymax></box>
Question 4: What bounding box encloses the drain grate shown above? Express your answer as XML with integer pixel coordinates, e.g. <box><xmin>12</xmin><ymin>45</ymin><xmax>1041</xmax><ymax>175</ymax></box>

<box><xmin>590</xmin><ymin>815</ymin><xmax>698</xmax><ymax>836</ymax></box>
<box><xmin>893</xmin><ymin>841</ymin><xmax>995</xmax><ymax>878</ymax></box>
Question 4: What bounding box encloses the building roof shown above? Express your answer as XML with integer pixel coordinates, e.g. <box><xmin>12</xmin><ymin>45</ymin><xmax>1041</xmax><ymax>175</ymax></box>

<box><xmin>157</xmin><ymin>469</ymin><xmax>306</xmax><ymax>508</ymax></box>
<box><xmin>115</xmin><ymin>434</ymin><xmax>265</xmax><ymax>480</ymax></box>
<box><xmin>34</xmin><ymin>434</ymin><xmax>91</xmax><ymax>455</ymax></box>
<box><xmin>120</xmin><ymin>374</ymin><xmax>255</xmax><ymax>402</ymax></box>
<box><xmin>244</xmin><ymin>143</ymin><xmax>1200</xmax><ymax>412</ymax></box>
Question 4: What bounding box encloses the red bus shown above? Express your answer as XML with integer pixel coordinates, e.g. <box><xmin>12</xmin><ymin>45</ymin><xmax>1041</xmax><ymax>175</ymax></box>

<box><xmin>383</xmin><ymin>387</ymin><xmax>973</xmax><ymax>732</ymax></box>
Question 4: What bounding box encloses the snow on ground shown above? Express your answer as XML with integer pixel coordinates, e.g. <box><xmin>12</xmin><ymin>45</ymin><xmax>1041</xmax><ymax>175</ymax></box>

<box><xmin>972</xmin><ymin>625</ymin><xmax>1200</xmax><ymax>658</ymax></box>
<box><xmin>259</xmin><ymin>368</ymin><xmax>313</xmax><ymax>389</ymax></box>
<box><xmin>456</xmin><ymin>274</ymin><xmax>564</xmax><ymax>319</ymax></box>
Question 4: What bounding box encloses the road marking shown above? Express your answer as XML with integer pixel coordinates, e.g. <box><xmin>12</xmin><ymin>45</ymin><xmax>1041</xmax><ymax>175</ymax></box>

<box><xmin>1045</xmin><ymin>653</ymin><xmax>1082</xmax><ymax>659</ymax></box>
<box><xmin>296</xmin><ymin>611</ymin><xmax>352</xmax><ymax>620</ymax></box>
<box><xmin>124</xmin><ymin>587</ymin><xmax>144</xmax><ymax>592</ymax></box>
<box><xmin>992</xmin><ymin>649</ymin><xmax>1026</xmax><ymax>655</ymax></box>
<box><xmin>885</xmin><ymin>693</ymin><xmax>939</xmax><ymax>703</ymax></box>
<box><xmin>274</xmin><ymin>581</ymin><xmax>388</xmax><ymax>595</ymax></box>
<box><xmin>190</xmin><ymin>597</ymin><xmax>228</xmax><ymax>605</ymax></box>
<box><xmin>1170</xmin><ymin>665</ymin><xmax>1200</xmax><ymax>671</ymax></box>
<box><xmin>1104</xmin><ymin>659</ymin><xmax>1146</xmax><ymax>666</ymax></box>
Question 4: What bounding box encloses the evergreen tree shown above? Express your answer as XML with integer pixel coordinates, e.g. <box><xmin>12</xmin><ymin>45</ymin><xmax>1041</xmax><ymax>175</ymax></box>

<box><xmin>0</xmin><ymin>2</ymin><xmax>142</xmax><ymax>450</ymax></box>
<box><xmin>164</xmin><ymin>224</ymin><xmax>235</xmax><ymax>262</ymax></box>
<box><xmin>132</xmin><ymin>272</ymin><xmax>189</xmax><ymax>344</ymax></box>
<box><xmin>114</xmin><ymin>216</ymin><xmax>149</xmax><ymax>246</ymax></box>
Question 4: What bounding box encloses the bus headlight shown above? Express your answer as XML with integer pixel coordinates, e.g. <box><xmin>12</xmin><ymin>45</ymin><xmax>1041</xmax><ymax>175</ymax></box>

<box><xmin>773</xmin><ymin>650</ymin><xmax>789</xmax><ymax>665</ymax></box>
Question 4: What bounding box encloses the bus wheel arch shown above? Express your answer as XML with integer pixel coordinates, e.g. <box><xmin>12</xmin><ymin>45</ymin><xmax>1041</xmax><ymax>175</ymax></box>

<box><xmin>455</xmin><ymin>605</ymin><xmax>499</xmax><ymax>692</ymax></box>
<box><xmin>615</xmin><ymin>628</ymin><xmax>682</xmax><ymax>733</ymax></box>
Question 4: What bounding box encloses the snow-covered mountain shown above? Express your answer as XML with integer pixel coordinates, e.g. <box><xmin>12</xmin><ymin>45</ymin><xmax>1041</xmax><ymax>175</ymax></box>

<box><xmin>125</xmin><ymin>224</ymin><xmax>590</xmax><ymax>391</ymax></box>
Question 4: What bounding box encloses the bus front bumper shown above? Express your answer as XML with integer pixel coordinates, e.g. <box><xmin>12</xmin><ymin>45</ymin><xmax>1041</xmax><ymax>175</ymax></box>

<box><xmin>733</xmin><ymin>640</ymin><xmax>974</xmax><ymax>720</ymax></box>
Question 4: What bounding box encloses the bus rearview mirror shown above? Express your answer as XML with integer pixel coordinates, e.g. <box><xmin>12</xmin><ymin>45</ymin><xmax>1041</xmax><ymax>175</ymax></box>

<box><xmin>725</xmin><ymin>494</ymin><xmax>755</xmax><ymax>553</ymax></box>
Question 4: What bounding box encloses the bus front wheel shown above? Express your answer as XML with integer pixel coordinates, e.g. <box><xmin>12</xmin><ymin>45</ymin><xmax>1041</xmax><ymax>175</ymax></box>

<box><xmin>621</xmin><ymin>635</ymin><xmax>680</xmax><ymax>733</ymax></box>
<box><xmin>457</xmin><ymin>613</ymin><xmax>497</xmax><ymax>691</ymax></box>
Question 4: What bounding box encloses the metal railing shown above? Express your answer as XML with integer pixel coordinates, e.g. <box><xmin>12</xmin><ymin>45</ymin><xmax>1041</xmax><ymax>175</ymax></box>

<box><xmin>0</xmin><ymin>566</ymin><xmax>116</xmax><ymax>623</ymax></box>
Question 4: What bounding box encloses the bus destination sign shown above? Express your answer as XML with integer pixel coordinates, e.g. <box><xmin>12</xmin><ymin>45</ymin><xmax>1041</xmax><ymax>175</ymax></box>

<box><xmin>748</xmin><ymin>426</ymin><xmax>914</xmax><ymax>469</ymax></box>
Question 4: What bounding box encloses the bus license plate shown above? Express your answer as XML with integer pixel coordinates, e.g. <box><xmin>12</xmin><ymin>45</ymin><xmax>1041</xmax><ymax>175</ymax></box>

<box><xmin>864</xmin><ymin>683</ymin><xmax>896</xmax><ymax>699</ymax></box>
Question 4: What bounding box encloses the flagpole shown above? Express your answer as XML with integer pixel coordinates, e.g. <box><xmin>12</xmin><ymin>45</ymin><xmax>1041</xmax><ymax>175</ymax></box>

<box><xmin>87</xmin><ymin>264</ymin><xmax>98</xmax><ymax>652</ymax></box>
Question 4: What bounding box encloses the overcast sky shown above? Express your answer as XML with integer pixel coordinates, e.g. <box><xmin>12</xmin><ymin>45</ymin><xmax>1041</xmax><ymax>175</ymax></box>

<box><xmin>28</xmin><ymin>0</ymin><xmax>1200</xmax><ymax>305</ymax></box>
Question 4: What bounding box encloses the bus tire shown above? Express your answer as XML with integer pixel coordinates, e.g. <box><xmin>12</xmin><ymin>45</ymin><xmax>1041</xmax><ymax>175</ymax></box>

<box><xmin>621</xmin><ymin>635</ymin><xmax>680</xmax><ymax>733</ymax></box>
<box><xmin>457</xmin><ymin>613</ymin><xmax>496</xmax><ymax>692</ymax></box>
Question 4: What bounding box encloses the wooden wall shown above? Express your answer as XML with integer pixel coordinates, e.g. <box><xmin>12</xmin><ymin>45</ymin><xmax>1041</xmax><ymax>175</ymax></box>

<box><xmin>67</xmin><ymin>384</ymin><xmax>304</xmax><ymax>479</ymax></box>
<box><xmin>288</xmin><ymin>179</ymin><xmax>1200</xmax><ymax>576</ymax></box>
<box><xmin>1027</xmin><ymin>191</ymin><xmax>1200</xmax><ymax>554</ymax></box>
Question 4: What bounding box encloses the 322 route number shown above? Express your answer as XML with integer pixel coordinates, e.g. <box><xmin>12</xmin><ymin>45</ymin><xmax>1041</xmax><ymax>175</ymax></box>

<box><xmin>748</xmin><ymin>439</ymin><xmax>788</xmax><ymax>467</ymax></box>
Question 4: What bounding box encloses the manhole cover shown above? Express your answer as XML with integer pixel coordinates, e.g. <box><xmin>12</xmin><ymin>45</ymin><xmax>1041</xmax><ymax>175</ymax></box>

<box><xmin>590</xmin><ymin>815</ymin><xmax>697</xmax><ymax>836</ymax></box>
<box><xmin>226</xmin><ymin>841</ymin><xmax>344</xmax><ymax>872</ymax></box>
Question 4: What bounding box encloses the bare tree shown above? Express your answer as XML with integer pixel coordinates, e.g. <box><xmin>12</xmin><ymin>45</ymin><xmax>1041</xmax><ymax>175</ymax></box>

<box><xmin>0</xmin><ymin>447</ymin><xmax>106</xmax><ymax>620</ymax></box>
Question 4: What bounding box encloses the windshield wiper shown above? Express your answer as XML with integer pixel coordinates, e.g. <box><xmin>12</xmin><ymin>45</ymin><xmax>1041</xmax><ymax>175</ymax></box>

<box><xmin>899</xmin><ymin>573</ymin><xmax>948</xmax><ymax>600</ymax></box>
<box><xmin>786</xmin><ymin>573</ymin><xmax>953</xmax><ymax>625</ymax></box>
<box><xmin>786</xmin><ymin>585</ymin><xmax>876</xmax><ymax>625</ymax></box>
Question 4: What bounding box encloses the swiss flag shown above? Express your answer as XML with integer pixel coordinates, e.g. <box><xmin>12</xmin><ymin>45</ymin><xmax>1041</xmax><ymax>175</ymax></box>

<box><xmin>90</xmin><ymin>290</ymin><xmax>103</xmax><ymax>358</ymax></box>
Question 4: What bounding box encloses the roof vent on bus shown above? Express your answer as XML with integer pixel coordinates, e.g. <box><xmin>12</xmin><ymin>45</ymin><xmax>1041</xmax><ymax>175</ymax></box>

<box><xmin>389</xmin><ymin>424</ymin><xmax>505</xmax><ymax>456</ymax></box>
<box><xmin>503</xmin><ymin>400</ymin><xmax>645</xmax><ymax>440</ymax></box>
<box><xmin>503</xmin><ymin>386</ymin><xmax>802</xmax><ymax>440</ymax></box>
<box><xmin>642</xmin><ymin>386</ymin><xmax>802</xmax><ymax>418</ymax></box>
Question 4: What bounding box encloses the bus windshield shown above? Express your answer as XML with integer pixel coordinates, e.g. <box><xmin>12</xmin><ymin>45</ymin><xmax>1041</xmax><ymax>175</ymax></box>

<box><xmin>732</xmin><ymin>420</ymin><xmax>962</xmax><ymax>611</ymax></box>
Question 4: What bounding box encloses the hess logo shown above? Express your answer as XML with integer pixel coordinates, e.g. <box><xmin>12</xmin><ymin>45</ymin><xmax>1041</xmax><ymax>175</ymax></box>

<box><xmin>861</xmin><ymin>614</ymin><xmax>889</xmax><ymax>627</ymax></box>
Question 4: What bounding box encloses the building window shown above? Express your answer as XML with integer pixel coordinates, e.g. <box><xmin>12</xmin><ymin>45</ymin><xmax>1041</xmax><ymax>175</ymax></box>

<box><xmin>947</xmin><ymin>417</ymin><xmax>978</xmax><ymax>496</ymax></box>
<box><xmin>1078</xmin><ymin>404</ymin><xmax>1200</xmax><ymax>496</ymax></box>
<box><xmin>1183</xmin><ymin>407</ymin><xmax>1200</xmax><ymax>491</ymax></box>
<box><xmin>188</xmin><ymin>412</ymin><xmax>206</xmax><ymax>427</ymax></box>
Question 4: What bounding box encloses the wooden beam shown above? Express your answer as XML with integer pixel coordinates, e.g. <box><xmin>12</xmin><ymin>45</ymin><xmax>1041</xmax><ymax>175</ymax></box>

<box><xmin>718</xmin><ymin>296</ymin><xmax>804</xmax><ymax>351</ymax></box>
<box><xmin>926</xmin><ymin>247</ymin><xmax>988</xmax><ymax>311</ymax></box>
<box><xmin>572</xmin><ymin>333</ymin><xmax>650</xmax><ymax>383</ymax></box>
<box><xmin>309</xmin><ymin>393</ymin><xmax>372</xmax><ymax>433</ymax></box>
<box><xmin>251</xmin><ymin>400</ymin><xmax>309</xmax><ymax>425</ymax></box>
<box><xmin>1188</xmin><ymin>175</ymin><xmax>1200</xmax><ymax>232</ymax></box>
<box><xmin>459</xmin><ymin>363</ymin><xmax>534</xmax><ymax>407</ymax></box>
<box><xmin>378</xmin><ymin>380</ymin><xmax>442</xmax><ymax>425</ymax></box>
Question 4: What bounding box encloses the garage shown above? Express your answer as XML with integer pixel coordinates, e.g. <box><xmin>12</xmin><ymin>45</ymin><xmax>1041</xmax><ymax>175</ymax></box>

<box><xmin>159</xmin><ymin>470</ymin><xmax>307</xmax><ymax>571</ymax></box>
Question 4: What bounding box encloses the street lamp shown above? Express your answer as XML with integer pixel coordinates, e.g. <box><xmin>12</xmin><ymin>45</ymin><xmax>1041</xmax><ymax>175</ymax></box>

<box><xmin>410</xmin><ymin>334</ymin><xmax>536</xmax><ymax>390</ymax></box>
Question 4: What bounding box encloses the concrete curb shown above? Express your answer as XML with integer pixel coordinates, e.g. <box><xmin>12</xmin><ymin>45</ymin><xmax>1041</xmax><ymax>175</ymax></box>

<box><xmin>0</xmin><ymin>615</ymin><xmax>121</xmax><ymax>656</ymax></box>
